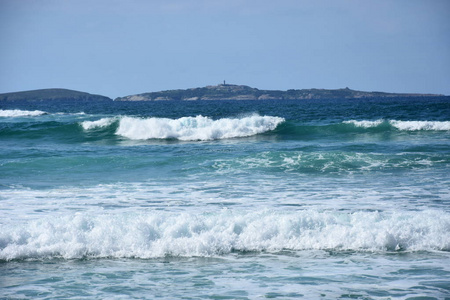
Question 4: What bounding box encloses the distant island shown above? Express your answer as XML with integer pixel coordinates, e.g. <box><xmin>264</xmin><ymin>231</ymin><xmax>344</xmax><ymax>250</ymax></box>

<box><xmin>0</xmin><ymin>88</ymin><xmax>112</xmax><ymax>102</ymax></box>
<box><xmin>0</xmin><ymin>85</ymin><xmax>444</xmax><ymax>102</ymax></box>
<box><xmin>114</xmin><ymin>84</ymin><xmax>443</xmax><ymax>101</ymax></box>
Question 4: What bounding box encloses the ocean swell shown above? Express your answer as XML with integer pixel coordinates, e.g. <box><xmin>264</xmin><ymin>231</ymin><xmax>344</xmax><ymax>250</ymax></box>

<box><xmin>1</xmin><ymin>210</ymin><xmax>448</xmax><ymax>260</ymax></box>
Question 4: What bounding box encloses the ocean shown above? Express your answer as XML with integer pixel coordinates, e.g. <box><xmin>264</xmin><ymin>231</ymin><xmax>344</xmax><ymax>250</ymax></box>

<box><xmin>1</xmin><ymin>97</ymin><xmax>449</xmax><ymax>299</ymax></box>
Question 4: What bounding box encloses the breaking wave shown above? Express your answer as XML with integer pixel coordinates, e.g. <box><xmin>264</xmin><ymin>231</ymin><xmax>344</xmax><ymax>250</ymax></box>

<box><xmin>0</xmin><ymin>109</ymin><xmax>46</xmax><ymax>117</ymax></box>
<box><xmin>1</xmin><ymin>209</ymin><xmax>448</xmax><ymax>260</ymax></box>
<box><xmin>81</xmin><ymin>115</ymin><xmax>285</xmax><ymax>141</ymax></box>
<box><xmin>344</xmin><ymin>120</ymin><xmax>450</xmax><ymax>131</ymax></box>
<box><xmin>81</xmin><ymin>117</ymin><xmax>116</xmax><ymax>130</ymax></box>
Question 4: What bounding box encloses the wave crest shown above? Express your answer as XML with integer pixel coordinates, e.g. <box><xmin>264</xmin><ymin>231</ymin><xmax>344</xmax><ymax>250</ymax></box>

<box><xmin>81</xmin><ymin>117</ymin><xmax>116</xmax><ymax>130</ymax></box>
<box><xmin>390</xmin><ymin>120</ymin><xmax>450</xmax><ymax>131</ymax></box>
<box><xmin>1</xmin><ymin>210</ymin><xmax>448</xmax><ymax>260</ymax></box>
<box><xmin>82</xmin><ymin>115</ymin><xmax>284</xmax><ymax>141</ymax></box>
<box><xmin>116</xmin><ymin>115</ymin><xmax>284</xmax><ymax>140</ymax></box>
<box><xmin>0</xmin><ymin>109</ymin><xmax>46</xmax><ymax>117</ymax></box>
<box><xmin>344</xmin><ymin>119</ymin><xmax>450</xmax><ymax>131</ymax></box>
<box><xmin>343</xmin><ymin>119</ymin><xmax>384</xmax><ymax>128</ymax></box>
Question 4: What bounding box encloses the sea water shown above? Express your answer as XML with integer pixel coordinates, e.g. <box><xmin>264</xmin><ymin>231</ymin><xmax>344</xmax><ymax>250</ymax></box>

<box><xmin>0</xmin><ymin>97</ymin><xmax>449</xmax><ymax>299</ymax></box>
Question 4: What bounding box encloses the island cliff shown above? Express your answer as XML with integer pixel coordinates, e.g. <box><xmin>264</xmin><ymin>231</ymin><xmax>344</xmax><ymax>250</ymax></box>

<box><xmin>114</xmin><ymin>84</ymin><xmax>442</xmax><ymax>101</ymax></box>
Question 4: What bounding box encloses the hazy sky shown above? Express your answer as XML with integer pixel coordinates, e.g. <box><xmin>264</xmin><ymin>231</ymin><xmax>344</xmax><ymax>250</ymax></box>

<box><xmin>1</xmin><ymin>0</ymin><xmax>449</xmax><ymax>98</ymax></box>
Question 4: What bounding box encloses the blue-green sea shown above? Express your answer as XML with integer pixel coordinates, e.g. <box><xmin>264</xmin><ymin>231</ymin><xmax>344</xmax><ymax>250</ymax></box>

<box><xmin>1</xmin><ymin>97</ymin><xmax>449</xmax><ymax>299</ymax></box>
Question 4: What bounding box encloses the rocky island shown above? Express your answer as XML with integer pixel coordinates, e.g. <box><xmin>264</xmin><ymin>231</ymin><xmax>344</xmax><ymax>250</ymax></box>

<box><xmin>114</xmin><ymin>84</ymin><xmax>442</xmax><ymax>101</ymax></box>
<box><xmin>0</xmin><ymin>85</ymin><xmax>444</xmax><ymax>102</ymax></box>
<box><xmin>0</xmin><ymin>88</ymin><xmax>112</xmax><ymax>102</ymax></box>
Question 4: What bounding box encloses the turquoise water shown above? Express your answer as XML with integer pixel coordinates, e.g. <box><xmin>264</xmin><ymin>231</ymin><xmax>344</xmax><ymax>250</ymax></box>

<box><xmin>1</xmin><ymin>98</ymin><xmax>449</xmax><ymax>299</ymax></box>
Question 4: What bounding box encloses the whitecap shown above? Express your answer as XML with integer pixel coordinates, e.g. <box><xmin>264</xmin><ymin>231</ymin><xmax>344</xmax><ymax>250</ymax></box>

<box><xmin>343</xmin><ymin>119</ymin><xmax>384</xmax><ymax>128</ymax></box>
<box><xmin>0</xmin><ymin>109</ymin><xmax>46</xmax><ymax>117</ymax></box>
<box><xmin>80</xmin><ymin>117</ymin><xmax>116</xmax><ymax>130</ymax></box>
<box><xmin>343</xmin><ymin>119</ymin><xmax>450</xmax><ymax>131</ymax></box>
<box><xmin>389</xmin><ymin>120</ymin><xmax>450</xmax><ymax>131</ymax></box>
<box><xmin>115</xmin><ymin>115</ymin><xmax>285</xmax><ymax>141</ymax></box>
<box><xmin>0</xmin><ymin>209</ymin><xmax>448</xmax><ymax>260</ymax></box>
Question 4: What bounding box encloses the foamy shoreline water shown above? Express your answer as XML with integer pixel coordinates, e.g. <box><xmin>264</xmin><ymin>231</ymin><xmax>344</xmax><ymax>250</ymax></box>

<box><xmin>1</xmin><ymin>209</ymin><xmax>449</xmax><ymax>261</ymax></box>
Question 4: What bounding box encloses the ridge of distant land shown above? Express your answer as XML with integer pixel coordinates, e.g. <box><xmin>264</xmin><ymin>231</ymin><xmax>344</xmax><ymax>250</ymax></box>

<box><xmin>114</xmin><ymin>84</ymin><xmax>444</xmax><ymax>101</ymax></box>
<box><xmin>0</xmin><ymin>85</ymin><xmax>445</xmax><ymax>102</ymax></box>
<box><xmin>0</xmin><ymin>88</ymin><xmax>112</xmax><ymax>101</ymax></box>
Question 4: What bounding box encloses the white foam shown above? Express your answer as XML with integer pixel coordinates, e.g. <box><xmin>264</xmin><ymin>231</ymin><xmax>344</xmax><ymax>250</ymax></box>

<box><xmin>56</xmin><ymin>112</ymin><xmax>86</xmax><ymax>116</ymax></box>
<box><xmin>389</xmin><ymin>120</ymin><xmax>450</xmax><ymax>131</ymax></box>
<box><xmin>81</xmin><ymin>117</ymin><xmax>116</xmax><ymax>130</ymax></box>
<box><xmin>1</xmin><ymin>209</ymin><xmax>448</xmax><ymax>260</ymax></box>
<box><xmin>115</xmin><ymin>115</ymin><xmax>285</xmax><ymax>140</ymax></box>
<box><xmin>343</xmin><ymin>119</ymin><xmax>384</xmax><ymax>128</ymax></box>
<box><xmin>344</xmin><ymin>119</ymin><xmax>450</xmax><ymax>131</ymax></box>
<box><xmin>0</xmin><ymin>109</ymin><xmax>46</xmax><ymax>117</ymax></box>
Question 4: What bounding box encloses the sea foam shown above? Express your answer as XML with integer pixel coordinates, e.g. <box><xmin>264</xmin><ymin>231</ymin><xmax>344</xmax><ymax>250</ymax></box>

<box><xmin>81</xmin><ymin>115</ymin><xmax>284</xmax><ymax>140</ymax></box>
<box><xmin>389</xmin><ymin>120</ymin><xmax>450</xmax><ymax>131</ymax></box>
<box><xmin>81</xmin><ymin>117</ymin><xmax>116</xmax><ymax>130</ymax></box>
<box><xmin>344</xmin><ymin>119</ymin><xmax>450</xmax><ymax>131</ymax></box>
<box><xmin>0</xmin><ymin>109</ymin><xmax>46</xmax><ymax>117</ymax></box>
<box><xmin>343</xmin><ymin>119</ymin><xmax>384</xmax><ymax>128</ymax></box>
<box><xmin>116</xmin><ymin>115</ymin><xmax>285</xmax><ymax>140</ymax></box>
<box><xmin>1</xmin><ymin>210</ymin><xmax>448</xmax><ymax>260</ymax></box>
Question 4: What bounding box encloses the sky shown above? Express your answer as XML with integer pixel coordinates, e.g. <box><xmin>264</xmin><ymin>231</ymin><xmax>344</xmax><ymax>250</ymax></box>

<box><xmin>1</xmin><ymin>0</ymin><xmax>449</xmax><ymax>98</ymax></box>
